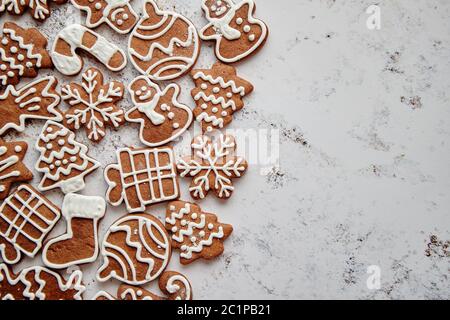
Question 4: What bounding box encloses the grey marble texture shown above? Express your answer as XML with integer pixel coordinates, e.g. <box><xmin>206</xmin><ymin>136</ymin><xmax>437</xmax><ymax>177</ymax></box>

<box><xmin>2</xmin><ymin>0</ymin><xmax>449</xmax><ymax>299</ymax></box>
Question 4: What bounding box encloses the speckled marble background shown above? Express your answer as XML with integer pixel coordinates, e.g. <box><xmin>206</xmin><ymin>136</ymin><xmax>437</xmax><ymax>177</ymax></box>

<box><xmin>2</xmin><ymin>0</ymin><xmax>449</xmax><ymax>300</ymax></box>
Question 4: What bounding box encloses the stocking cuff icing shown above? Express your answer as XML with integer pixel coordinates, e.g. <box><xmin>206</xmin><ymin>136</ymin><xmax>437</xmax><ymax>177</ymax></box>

<box><xmin>62</xmin><ymin>193</ymin><xmax>106</xmax><ymax>220</ymax></box>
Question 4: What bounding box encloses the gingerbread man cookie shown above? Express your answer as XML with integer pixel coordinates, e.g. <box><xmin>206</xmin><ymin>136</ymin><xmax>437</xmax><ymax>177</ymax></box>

<box><xmin>42</xmin><ymin>193</ymin><xmax>106</xmax><ymax>269</ymax></box>
<box><xmin>96</xmin><ymin>213</ymin><xmax>171</xmax><ymax>285</ymax></box>
<box><xmin>35</xmin><ymin>121</ymin><xmax>100</xmax><ymax>194</ymax></box>
<box><xmin>191</xmin><ymin>62</ymin><xmax>253</xmax><ymax>132</ymax></box>
<box><xmin>70</xmin><ymin>0</ymin><xmax>138</xmax><ymax>34</ymax></box>
<box><xmin>104</xmin><ymin>147</ymin><xmax>180</xmax><ymax>213</ymax></box>
<box><xmin>0</xmin><ymin>22</ymin><xmax>52</xmax><ymax>86</ymax></box>
<box><xmin>126</xmin><ymin>75</ymin><xmax>193</xmax><ymax>147</ymax></box>
<box><xmin>51</xmin><ymin>24</ymin><xmax>127</xmax><ymax>76</ymax></box>
<box><xmin>0</xmin><ymin>264</ymin><xmax>84</xmax><ymax>300</ymax></box>
<box><xmin>0</xmin><ymin>138</ymin><xmax>33</xmax><ymax>200</ymax></box>
<box><xmin>0</xmin><ymin>76</ymin><xmax>62</xmax><ymax>136</ymax></box>
<box><xmin>62</xmin><ymin>67</ymin><xmax>125</xmax><ymax>142</ymax></box>
<box><xmin>199</xmin><ymin>0</ymin><xmax>268</xmax><ymax>63</ymax></box>
<box><xmin>177</xmin><ymin>134</ymin><xmax>248</xmax><ymax>200</ymax></box>
<box><xmin>128</xmin><ymin>0</ymin><xmax>201</xmax><ymax>81</ymax></box>
<box><xmin>166</xmin><ymin>201</ymin><xmax>233</xmax><ymax>265</ymax></box>
<box><xmin>0</xmin><ymin>0</ymin><xmax>67</xmax><ymax>21</ymax></box>
<box><xmin>0</xmin><ymin>184</ymin><xmax>61</xmax><ymax>265</ymax></box>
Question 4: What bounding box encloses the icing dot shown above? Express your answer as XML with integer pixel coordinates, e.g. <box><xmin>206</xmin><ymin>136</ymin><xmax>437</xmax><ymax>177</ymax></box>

<box><xmin>211</xmin><ymin>5</ymin><xmax>217</xmax><ymax>11</ymax></box>
<box><xmin>70</xmin><ymin>156</ymin><xmax>77</xmax><ymax>162</ymax></box>
<box><xmin>55</xmin><ymin>160</ymin><xmax>61</xmax><ymax>167</ymax></box>
<box><xmin>226</xmin><ymin>92</ymin><xmax>233</xmax><ymax>98</ymax></box>
<box><xmin>191</xmin><ymin>236</ymin><xmax>197</xmax><ymax>243</ymax></box>
<box><xmin>7</xmin><ymin>71</ymin><xmax>14</xmax><ymax>77</ymax></box>
<box><xmin>169</xmin><ymin>205</ymin><xmax>175</xmax><ymax>211</ymax></box>
<box><xmin>49</xmin><ymin>164</ymin><xmax>55</xmax><ymax>170</ymax></box>
<box><xmin>10</xmin><ymin>46</ymin><xmax>17</xmax><ymax>53</ymax></box>
<box><xmin>181</xmin><ymin>220</ymin><xmax>187</xmax><ymax>226</ymax></box>
<box><xmin>201</xmin><ymin>103</ymin><xmax>208</xmax><ymax>109</ymax></box>
<box><xmin>135</xmin><ymin>90</ymin><xmax>142</xmax><ymax>95</ymax></box>
<box><xmin>136</xmin><ymin>290</ymin><xmax>143</xmax><ymax>296</ymax></box>
<box><xmin>14</xmin><ymin>146</ymin><xmax>22</xmax><ymax>152</ymax></box>
<box><xmin>171</xmin><ymin>226</ymin><xmax>178</xmax><ymax>233</ymax></box>
<box><xmin>213</xmin><ymin>87</ymin><xmax>220</xmax><ymax>93</ymax></box>
<box><xmin>199</xmin><ymin>231</ymin><xmax>205</xmax><ymax>237</ymax></box>
<box><xmin>0</xmin><ymin>64</ymin><xmax>6</xmax><ymax>71</ymax></box>
<box><xmin>1</xmin><ymin>38</ymin><xmax>8</xmax><ymax>45</ymax></box>
<box><xmin>95</xmin><ymin>3</ymin><xmax>101</xmax><ymax>9</ymax></box>
<box><xmin>160</xmin><ymin>104</ymin><xmax>167</xmax><ymax>111</ymax></box>
<box><xmin>173</xmin><ymin>123</ymin><xmax>180</xmax><ymax>129</ymax></box>
<box><xmin>141</xmin><ymin>86</ymin><xmax>147</xmax><ymax>91</ymax></box>
<box><xmin>221</xmin><ymin>111</ymin><xmax>228</xmax><ymax>117</ymax></box>
<box><xmin>207</xmin><ymin>126</ymin><xmax>213</xmax><ymax>132</ymax></box>
<box><xmin>181</xmin><ymin>245</ymin><xmax>187</xmax><ymax>251</ymax></box>
<box><xmin>201</xmin><ymin>83</ymin><xmax>207</xmax><ymax>90</ymax></box>
<box><xmin>243</xmin><ymin>25</ymin><xmax>251</xmax><ymax>33</ymax></box>
<box><xmin>46</xmin><ymin>143</ymin><xmax>52</xmax><ymax>149</ymax></box>
<box><xmin>63</xmin><ymin>159</ymin><xmax>69</xmax><ymax>165</ymax></box>
<box><xmin>208</xmin><ymin>223</ymin><xmax>214</xmax><ymax>230</ymax></box>
<box><xmin>46</xmin><ymin>127</ymin><xmax>53</xmax><ymax>133</ymax></box>
<box><xmin>168</xmin><ymin>112</ymin><xmax>175</xmax><ymax>119</ymax></box>
<box><xmin>212</xmin><ymin>107</ymin><xmax>218</xmax><ymax>113</ymax></box>
<box><xmin>26</xmin><ymin>62</ymin><xmax>33</xmax><ymax>68</ymax></box>
<box><xmin>58</xmin><ymin>139</ymin><xmax>65</xmax><ymax>146</ymax></box>
<box><xmin>191</xmin><ymin>213</ymin><xmax>198</xmax><ymax>219</ymax></box>
<box><xmin>17</xmin><ymin>54</ymin><xmax>24</xmax><ymax>61</ymax></box>
<box><xmin>236</xmin><ymin>18</ymin><xmax>243</xmax><ymax>25</ymax></box>
<box><xmin>122</xmin><ymin>13</ymin><xmax>129</xmax><ymax>20</ymax></box>
<box><xmin>117</xmin><ymin>19</ymin><xmax>123</xmax><ymax>26</ymax></box>
<box><xmin>248</xmin><ymin>34</ymin><xmax>256</xmax><ymax>41</ymax></box>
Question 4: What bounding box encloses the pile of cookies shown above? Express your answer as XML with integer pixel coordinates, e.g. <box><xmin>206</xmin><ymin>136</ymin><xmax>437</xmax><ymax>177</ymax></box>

<box><xmin>0</xmin><ymin>0</ymin><xmax>268</xmax><ymax>300</ymax></box>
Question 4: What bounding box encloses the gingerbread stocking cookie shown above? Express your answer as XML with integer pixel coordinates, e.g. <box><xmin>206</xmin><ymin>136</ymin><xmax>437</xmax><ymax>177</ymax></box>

<box><xmin>62</xmin><ymin>67</ymin><xmax>125</xmax><ymax>143</ymax></box>
<box><xmin>0</xmin><ymin>264</ymin><xmax>84</xmax><ymax>300</ymax></box>
<box><xmin>0</xmin><ymin>0</ymin><xmax>67</xmax><ymax>21</ymax></box>
<box><xmin>104</xmin><ymin>147</ymin><xmax>179</xmax><ymax>213</ymax></box>
<box><xmin>191</xmin><ymin>62</ymin><xmax>253</xmax><ymax>132</ymax></box>
<box><xmin>199</xmin><ymin>0</ymin><xmax>268</xmax><ymax>63</ymax></box>
<box><xmin>126</xmin><ymin>76</ymin><xmax>193</xmax><ymax>147</ymax></box>
<box><xmin>0</xmin><ymin>76</ymin><xmax>62</xmax><ymax>135</ymax></box>
<box><xmin>51</xmin><ymin>24</ymin><xmax>127</xmax><ymax>76</ymax></box>
<box><xmin>97</xmin><ymin>213</ymin><xmax>171</xmax><ymax>285</ymax></box>
<box><xmin>42</xmin><ymin>193</ymin><xmax>106</xmax><ymax>269</ymax></box>
<box><xmin>35</xmin><ymin>121</ymin><xmax>100</xmax><ymax>194</ymax></box>
<box><xmin>70</xmin><ymin>0</ymin><xmax>138</xmax><ymax>34</ymax></box>
<box><xmin>166</xmin><ymin>201</ymin><xmax>233</xmax><ymax>265</ymax></box>
<box><xmin>0</xmin><ymin>184</ymin><xmax>60</xmax><ymax>265</ymax></box>
<box><xmin>128</xmin><ymin>0</ymin><xmax>200</xmax><ymax>81</ymax></box>
<box><xmin>177</xmin><ymin>134</ymin><xmax>248</xmax><ymax>200</ymax></box>
<box><xmin>0</xmin><ymin>138</ymin><xmax>33</xmax><ymax>199</ymax></box>
<box><xmin>0</xmin><ymin>22</ymin><xmax>52</xmax><ymax>86</ymax></box>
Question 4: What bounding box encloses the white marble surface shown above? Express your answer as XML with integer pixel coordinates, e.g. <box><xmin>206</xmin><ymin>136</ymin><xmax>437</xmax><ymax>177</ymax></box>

<box><xmin>2</xmin><ymin>0</ymin><xmax>449</xmax><ymax>299</ymax></box>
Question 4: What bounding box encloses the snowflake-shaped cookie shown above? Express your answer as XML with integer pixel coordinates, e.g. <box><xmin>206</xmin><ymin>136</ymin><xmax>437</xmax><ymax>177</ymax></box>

<box><xmin>177</xmin><ymin>134</ymin><xmax>248</xmax><ymax>200</ymax></box>
<box><xmin>61</xmin><ymin>67</ymin><xmax>125</xmax><ymax>142</ymax></box>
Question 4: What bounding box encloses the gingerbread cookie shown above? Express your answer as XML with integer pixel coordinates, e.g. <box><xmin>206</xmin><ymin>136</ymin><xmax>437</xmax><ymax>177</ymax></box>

<box><xmin>0</xmin><ymin>184</ymin><xmax>60</xmax><ymax>265</ymax></box>
<box><xmin>199</xmin><ymin>0</ymin><xmax>268</xmax><ymax>63</ymax></box>
<box><xmin>42</xmin><ymin>193</ymin><xmax>106</xmax><ymax>269</ymax></box>
<box><xmin>96</xmin><ymin>213</ymin><xmax>171</xmax><ymax>285</ymax></box>
<box><xmin>35</xmin><ymin>121</ymin><xmax>100</xmax><ymax>194</ymax></box>
<box><xmin>104</xmin><ymin>147</ymin><xmax>179</xmax><ymax>213</ymax></box>
<box><xmin>128</xmin><ymin>0</ymin><xmax>201</xmax><ymax>81</ymax></box>
<box><xmin>0</xmin><ymin>76</ymin><xmax>62</xmax><ymax>135</ymax></box>
<box><xmin>71</xmin><ymin>0</ymin><xmax>138</xmax><ymax>34</ymax></box>
<box><xmin>0</xmin><ymin>0</ymin><xmax>67</xmax><ymax>21</ymax></box>
<box><xmin>166</xmin><ymin>201</ymin><xmax>232</xmax><ymax>265</ymax></box>
<box><xmin>0</xmin><ymin>138</ymin><xmax>33</xmax><ymax>200</ymax></box>
<box><xmin>0</xmin><ymin>264</ymin><xmax>84</xmax><ymax>300</ymax></box>
<box><xmin>62</xmin><ymin>67</ymin><xmax>125</xmax><ymax>142</ymax></box>
<box><xmin>51</xmin><ymin>24</ymin><xmax>127</xmax><ymax>76</ymax></box>
<box><xmin>177</xmin><ymin>134</ymin><xmax>248</xmax><ymax>200</ymax></box>
<box><xmin>0</xmin><ymin>21</ymin><xmax>52</xmax><ymax>86</ymax></box>
<box><xmin>126</xmin><ymin>75</ymin><xmax>193</xmax><ymax>147</ymax></box>
<box><xmin>191</xmin><ymin>62</ymin><xmax>253</xmax><ymax>132</ymax></box>
<box><xmin>93</xmin><ymin>271</ymin><xmax>192</xmax><ymax>300</ymax></box>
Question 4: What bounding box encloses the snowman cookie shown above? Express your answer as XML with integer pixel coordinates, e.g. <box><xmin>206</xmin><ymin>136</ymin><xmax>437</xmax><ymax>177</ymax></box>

<box><xmin>199</xmin><ymin>0</ymin><xmax>268</xmax><ymax>63</ymax></box>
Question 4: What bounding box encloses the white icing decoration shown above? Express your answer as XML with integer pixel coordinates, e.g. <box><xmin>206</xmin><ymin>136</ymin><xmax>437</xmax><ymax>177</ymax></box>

<box><xmin>42</xmin><ymin>193</ymin><xmax>106</xmax><ymax>269</ymax></box>
<box><xmin>96</xmin><ymin>214</ymin><xmax>170</xmax><ymax>285</ymax></box>
<box><xmin>92</xmin><ymin>291</ymin><xmax>115</xmax><ymax>300</ymax></box>
<box><xmin>166</xmin><ymin>274</ymin><xmax>191</xmax><ymax>300</ymax></box>
<box><xmin>0</xmin><ymin>145</ymin><xmax>20</xmax><ymax>192</ymax></box>
<box><xmin>126</xmin><ymin>75</ymin><xmax>193</xmax><ymax>147</ymax></box>
<box><xmin>0</xmin><ymin>76</ymin><xmax>62</xmax><ymax>135</ymax></box>
<box><xmin>104</xmin><ymin>147</ymin><xmax>179</xmax><ymax>213</ymax></box>
<box><xmin>51</xmin><ymin>24</ymin><xmax>127</xmax><ymax>76</ymax></box>
<box><xmin>128</xmin><ymin>0</ymin><xmax>200</xmax><ymax>81</ymax></box>
<box><xmin>120</xmin><ymin>288</ymin><xmax>153</xmax><ymax>300</ymax></box>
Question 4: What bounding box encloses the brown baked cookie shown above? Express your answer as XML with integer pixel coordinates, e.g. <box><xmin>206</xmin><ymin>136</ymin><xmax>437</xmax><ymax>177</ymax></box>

<box><xmin>0</xmin><ymin>76</ymin><xmax>62</xmax><ymax>136</ymax></box>
<box><xmin>191</xmin><ymin>62</ymin><xmax>253</xmax><ymax>132</ymax></box>
<box><xmin>104</xmin><ymin>146</ymin><xmax>180</xmax><ymax>213</ymax></box>
<box><xmin>177</xmin><ymin>134</ymin><xmax>248</xmax><ymax>200</ymax></box>
<box><xmin>0</xmin><ymin>0</ymin><xmax>67</xmax><ymax>22</ymax></box>
<box><xmin>0</xmin><ymin>138</ymin><xmax>33</xmax><ymax>199</ymax></box>
<box><xmin>0</xmin><ymin>184</ymin><xmax>61</xmax><ymax>265</ymax></box>
<box><xmin>35</xmin><ymin>120</ymin><xmax>100</xmax><ymax>194</ymax></box>
<box><xmin>0</xmin><ymin>21</ymin><xmax>52</xmax><ymax>87</ymax></box>
<box><xmin>199</xmin><ymin>0</ymin><xmax>268</xmax><ymax>63</ymax></box>
<box><xmin>71</xmin><ymin>0</ymin><xmax>138</xmax><ymax>34</ymax></box>
<box><xmin>128</xmin><ymin>0</ymin><xmax>201</xmax><ymax>81</ymax></box>
<box><xmin>165</xmin><ymin>200</ymin><xmax>233</xmax><ymax>265</ymax></box>
<box><xmin>96</xmin><ymin>213</ymin><xmax>171</xmax><ymax>285</ymax></box>
<box><xmin>42</xmin><ymin>194</ymin><xmax>106</xmax><ymax>269</ymax></box>
<box><xmin>62</xmin><ymin>67</ymin><xmax>125</xmax><ymax>143</ymax></box>
<box><xmin>51</xmin><ymin>24</ymin><xmax>127</xmax><ymax>76</ymax></box>
<box><xmin>126</xmin><ymin>75</ymin><xmax>193</xmax><ymax>147</ymax></box>
<box><xmin>0</xmin><ymin>264</ymin><xmax>85</xmax><ymax>300</ymax></box>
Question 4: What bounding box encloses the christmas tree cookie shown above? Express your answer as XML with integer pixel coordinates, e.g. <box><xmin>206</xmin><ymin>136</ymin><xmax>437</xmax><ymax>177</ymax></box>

<box><xmin>35</xmin><ymin>121</ymin><xmax>100</xmax><ymax>194</ymax></box>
